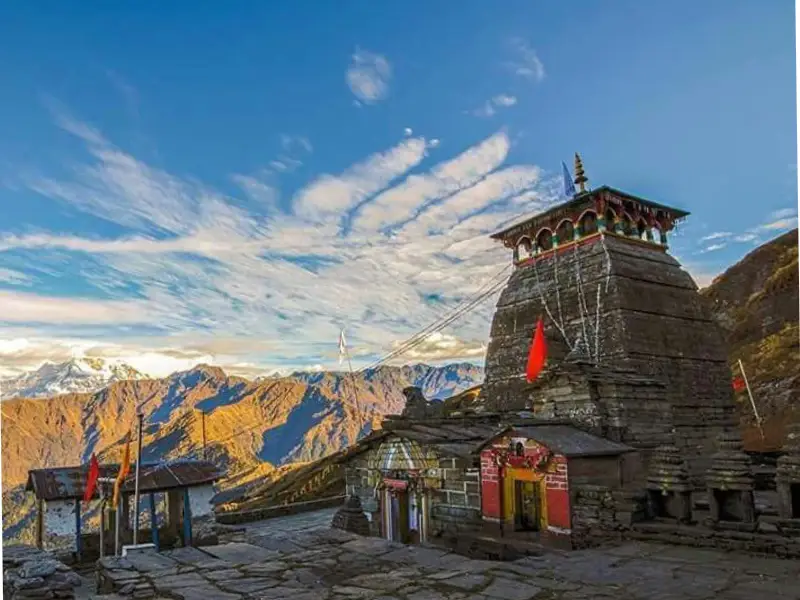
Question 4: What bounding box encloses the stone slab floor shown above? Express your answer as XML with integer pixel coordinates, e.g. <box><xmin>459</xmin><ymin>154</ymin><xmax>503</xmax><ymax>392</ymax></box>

<box><xmin>79</xmin><ymin>508</ymin><xmax>800</xmax><ymax>600</ymax></box>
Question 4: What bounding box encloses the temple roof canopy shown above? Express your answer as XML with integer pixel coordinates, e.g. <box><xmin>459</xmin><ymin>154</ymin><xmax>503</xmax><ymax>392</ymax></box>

<box><xmin>490</xmin><ymin>185</ymin><xmax>690</xmax><ymax>243</ymax></box>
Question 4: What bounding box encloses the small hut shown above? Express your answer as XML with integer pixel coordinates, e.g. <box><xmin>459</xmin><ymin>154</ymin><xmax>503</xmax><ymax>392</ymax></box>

<box><xmin>25</xmin><ymin>459</ymin><xmax>220</xmax><ymax>559</ymax></box>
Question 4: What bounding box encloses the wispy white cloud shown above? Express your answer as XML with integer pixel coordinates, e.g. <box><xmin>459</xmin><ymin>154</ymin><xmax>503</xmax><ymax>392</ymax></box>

<box><xmin>1</xmin><ymin>112</ymin><xmax>559</xmax><ymax>376</ymax></box>
<box><xmin>353</xmin><ymin>131</ymin><xmax>513</xmax><ymax>232</ymax></box>
<box><xmin>470</xmin><ymin>94</ymin><xmax>518</xmax><ymax>118</ymax></box>
<box><xmin>0</xmin><ymin>268</ymin><xmax>33</xmax><ymax>286</ymax></box>
<box><xmin>700</xmin><ymin>243</ymin><xmax>726</xmax><ymax>253</ymax></box>
<box><xmin>346</xmin><ymin>48</ymin><xmax>392</xmax><ymax>105</ymax></box>
<box><xmin>507</xmin><ymin>38</ymin><xmax>545</xmax><ymax>82</ymax></box>
<box><xmin>700</xmin><ymin>231</ymin><xmax>731</xmax><ymax>242</ymax></box>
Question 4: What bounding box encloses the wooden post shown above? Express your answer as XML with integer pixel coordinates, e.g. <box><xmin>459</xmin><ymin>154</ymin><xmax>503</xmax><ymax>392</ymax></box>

<box><xmin>738</xmin><ymin>359</ymin><xmax>765</xmax><ymax>440</ymax></box>
<box><xmin>133</xmin><ymin>412</ymin><xmax>144</xmax><ymax>545</ymax></box>
<box><xmin>182</xmin><ymin>488</ymin><xmax>192</xmax><ymax>547</ymax></box>
<box><xmin>99</xmin><ymin>501</ymin><xmax>105</xmax><ymax>559</ymax></box>
<box><xmin>149</xmin><ymin>493</ymin><xmax>160</xmax><ymax>551</ymax></box>
<box><xmin>201</xmin><ymin>411</ymin><xmax>207</xmax><ymax>460</ymax></box>
<box><xmin>114</xmin><ymin>498</ymin><xmax>121</xmax><ymax>556</ymax></box>
<box><xmin>74</xmin><ymin>499</ymin><xmax>82</xmax><ymax>560</ymax></box>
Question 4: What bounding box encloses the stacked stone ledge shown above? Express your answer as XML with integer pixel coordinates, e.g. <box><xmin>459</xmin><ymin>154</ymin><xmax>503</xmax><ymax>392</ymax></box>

<box><xmin>705</xmin><ymin>430</ymin><xmax>756</xmax><ymax>528</ymax></box>
<box><xmin>332</xmin><ymin>495</ymin><xmax>371</xmax><ymax>537</ymax></box>
<box><xmin>646</xmin><ymin>445</ymin><xmax>693</xmax><ymax>523</ymax></box>
<box><xmin>2</xmin><ymin>545</ymin><xmax>82</xmax><ymax>600</ymax></box>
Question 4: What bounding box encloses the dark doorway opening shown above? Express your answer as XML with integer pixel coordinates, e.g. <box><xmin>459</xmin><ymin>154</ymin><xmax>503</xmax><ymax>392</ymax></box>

<box><xmin>713</xmin><ymin>490</ymin><xmax>743</xmax><ymax>522</ymax></box>
<box><xmin>791</xmin><ymin>484</ymin><xmax>800</xmax><ymax>519</ymax></box>
<box><xmin>513</xmin><ymin>481</ymin><xmax>540</xmax><ymax>532</ymax></box>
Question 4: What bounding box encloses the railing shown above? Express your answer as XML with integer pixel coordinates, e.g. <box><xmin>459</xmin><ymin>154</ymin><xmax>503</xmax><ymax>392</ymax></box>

<box><xmin>215</xmin><ymin>495</ymin><xmax>346</xmax><ymax>524</ymax></box>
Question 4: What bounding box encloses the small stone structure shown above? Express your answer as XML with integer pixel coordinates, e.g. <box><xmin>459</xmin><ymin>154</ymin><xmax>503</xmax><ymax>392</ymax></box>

<box><xmin>331</xmin><ymin>495</ymin><xmax>370</xmax><ymax>536</ymax></box>
<box><xmin>25</xmin><ymin>459</ymin><xmax>220</xmax><ymax>559</ymax></box>
<box><xmin>777</xmin><ymin>422</ymin><xmax>800</xmax><ymax>521</ymax></box>
<box><xmin>705</xmin><ymin>431</ymin><xmax>755</xmax><ymax>528</ymax></box>
<box><xmin>646</xmin><ymin>445</ymin><xmax>692</xmax><ymax>523</ymax></box>
<box><xmin>2</xmin><ymin>545</ymin><xmax>82</xmax><ymax>600</ymax></box>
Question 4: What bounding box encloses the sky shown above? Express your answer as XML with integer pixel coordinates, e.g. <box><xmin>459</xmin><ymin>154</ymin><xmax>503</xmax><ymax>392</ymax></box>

<box><xmin>0</xmin><ymin>1</ymin><xmax>796</xmax><ymax>378</ymax></box>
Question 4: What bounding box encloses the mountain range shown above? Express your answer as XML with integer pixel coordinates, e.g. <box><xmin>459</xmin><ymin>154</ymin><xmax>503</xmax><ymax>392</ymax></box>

<box><xmin>1</xmin><ymin>361</ymin><xmax>484</xmax><ymax>545</ymax></box>
<box><xmin>0</xmin><ymin>357</ymin><xmax>147</xmax><ymax>400</ymax></box>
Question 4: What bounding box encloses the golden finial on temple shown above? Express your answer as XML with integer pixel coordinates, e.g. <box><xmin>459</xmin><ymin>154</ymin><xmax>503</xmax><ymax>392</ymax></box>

<box><xmin>574</xmin><ymin>152</ymin><xmax>588</xmax><ymax>193</ymax></box>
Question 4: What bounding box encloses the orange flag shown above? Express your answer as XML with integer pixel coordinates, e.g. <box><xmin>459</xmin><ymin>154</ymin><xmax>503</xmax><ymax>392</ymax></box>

<box><xmin>83</xmin><ymin>454</ymin><xmax>100</xmax><ymax>503</ymax></box>
<box><xmin>526</xmin><ymin>317</ymin><xmax>547</xmax><ymax>383</ymax></box>
<box><xmin>111</xmin><ymin>433</ymin><xmax>131</xmax><ymax>510</ymax></box>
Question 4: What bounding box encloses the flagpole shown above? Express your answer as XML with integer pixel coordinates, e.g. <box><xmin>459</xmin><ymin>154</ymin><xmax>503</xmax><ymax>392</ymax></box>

<box><xmin>133</xmin><ymin>411</ymin><xmax>144</xmax><ymax>545</ymax></box>
<box><xmin>738</xmin><ymin>359</ymin><xmax>764</xmax><ymax>441</ymax></box>
<box><xmin>339</xmin><ymin>329</ymin><xmax>364</xmax><ymax>442</ymax></box>
<box><xmin>345</xmin><ymin>348</ymin><xmax>364</xmax><ymax>439</ymax></box>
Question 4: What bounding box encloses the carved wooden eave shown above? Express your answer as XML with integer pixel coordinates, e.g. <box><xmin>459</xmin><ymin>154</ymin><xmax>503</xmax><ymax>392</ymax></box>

<box><xmin>490</xmin><ymin>185</ymin><xmax>690</xmax><ymax>247</ymax></box>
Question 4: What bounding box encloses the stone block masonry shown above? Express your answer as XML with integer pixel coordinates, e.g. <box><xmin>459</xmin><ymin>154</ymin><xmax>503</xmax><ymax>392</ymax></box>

<box><xmin>2</xmin><ymin>545</ymin><xmax>82</xmax><ymax>600</ymax></box>
<box><xmin>482</xmin><ymin>233</ymin><xmax>737</xmax><ymax>487</ymax></box>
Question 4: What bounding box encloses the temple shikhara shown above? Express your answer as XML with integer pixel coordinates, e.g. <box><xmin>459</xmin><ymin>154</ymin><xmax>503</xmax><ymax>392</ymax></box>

<box><xmin>334</xmin><ymin>155</ymin><xmax>800</xmax><ymax>557</ymax></box>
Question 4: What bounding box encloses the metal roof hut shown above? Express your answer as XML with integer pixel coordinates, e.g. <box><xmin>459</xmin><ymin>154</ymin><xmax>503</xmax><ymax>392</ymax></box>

<box><xmin>25</xmin><ymin>459</ymin><xmax>220</xmax><ymax>560</ymax></box>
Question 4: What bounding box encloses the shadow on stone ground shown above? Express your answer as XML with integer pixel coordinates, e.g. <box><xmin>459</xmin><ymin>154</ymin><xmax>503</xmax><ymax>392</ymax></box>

<box><xmin>79</xmin><ymin>508</ymin><xmax>800</xmax><ymax>600</ymax></box>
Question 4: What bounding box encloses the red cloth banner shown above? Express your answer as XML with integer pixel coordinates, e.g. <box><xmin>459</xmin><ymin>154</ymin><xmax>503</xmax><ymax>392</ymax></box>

<box><xmin>526</xmin><ymin>317</ymin><xmax>547</xmax><ymax>383</ymax></box>
<box><xmin>83</xmin><ymin>454</ymin><xmax>100</xmax><ymax>503</ymax></box>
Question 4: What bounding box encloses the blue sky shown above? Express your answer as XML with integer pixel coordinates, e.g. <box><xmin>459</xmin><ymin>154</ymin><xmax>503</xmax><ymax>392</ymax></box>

<box><xmin>0</xmin><ymin>1</ymin><xmax>796</xmax><ymax>377</ymax></box>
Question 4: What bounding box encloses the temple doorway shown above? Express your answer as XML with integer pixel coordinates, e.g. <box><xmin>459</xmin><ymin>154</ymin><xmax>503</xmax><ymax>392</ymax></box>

<box><xmin>383</xmin><ymin>487</ymin><xmax>410</xmax><ymax>543</ymax></box>
<box><xmin>513</xmin><ymin>480</ymin><xmax>541</xmax><ymax>532</ymax></box>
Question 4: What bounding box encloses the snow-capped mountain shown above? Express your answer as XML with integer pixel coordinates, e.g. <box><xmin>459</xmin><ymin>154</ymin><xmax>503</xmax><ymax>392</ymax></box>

<box><xmin>0</xmin><ymin>358</ymin><xmax>149</xmax><ymax>400</ymax></box>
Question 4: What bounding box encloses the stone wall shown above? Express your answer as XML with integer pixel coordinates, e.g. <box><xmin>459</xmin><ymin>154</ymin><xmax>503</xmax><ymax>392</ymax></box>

<box><xmin>429</xmin><ymin>458</ymin><xmax>482</xmax><ymax>539</ymax></box>
<box><xmin>43</xmin><ymin>500</ymin><xmax>78</xmax><ymax>553</ymax></box>
<box><xmin>570</xmin><ymin>484</ymin><xmax>800</xmax><ymax>558</ymax></box>
<box><xmin>3</xmin><ymin>545</ymin><xmax>82</xmax><ymax>599</ymax></box>
<box><xmin>482</xmin><ymin>233</ymin><xmax>736</xmax><ymax>487</ymax></box>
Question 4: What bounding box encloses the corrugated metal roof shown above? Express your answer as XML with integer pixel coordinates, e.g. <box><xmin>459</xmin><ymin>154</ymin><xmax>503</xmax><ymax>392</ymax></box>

<box><xmin>507</xmin><ymin>425</ymin><xmax>634</xmax><ymax>457</ymax></box>
<box><xmin>25</xmin><ymin>460</ymin><xmax>221</xmax><ymax>501</ymax></box>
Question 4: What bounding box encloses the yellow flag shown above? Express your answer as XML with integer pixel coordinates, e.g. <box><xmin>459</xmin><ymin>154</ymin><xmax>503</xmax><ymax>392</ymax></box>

<box><xmin>111</xmin><ymin>433</ymin><xmax>132</xmax><ymax>510</ymax></box>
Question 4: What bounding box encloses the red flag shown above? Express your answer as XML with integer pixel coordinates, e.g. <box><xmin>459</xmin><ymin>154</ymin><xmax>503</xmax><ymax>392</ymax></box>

<box><xmin>526</xmin><ymin>317</ymin><xmax>547</xmax><ymax>383</ymax></box>
<box><xmin>83</xmin><ymin>454</ymin><xmax>100</xmax><ymax>503</ymax></box>
<box><xmin>732</xmin><ymin>376</ymin><xmax>746</xmax><ymax>392</ymax></box>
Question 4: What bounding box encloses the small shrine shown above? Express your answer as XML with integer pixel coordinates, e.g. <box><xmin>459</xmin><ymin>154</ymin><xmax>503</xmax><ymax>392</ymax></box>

<box><xmin>331</xmin><ymin>495</ymin><xmax>371</xmax><ymax>537</ymax></box>
<box><xmin>477</xmin><ymin>425</ymin><xmax>633</xmax><ymax>547</ymax></box>
<box><xmin>705</xmin><ymin>431</ymin><xmax>756</xmax><ymax>528</ymax></box>
<box><xmin>646</xmin><ymin>445</ymin><xmax>692</xmax><ymax>523</ymax></box>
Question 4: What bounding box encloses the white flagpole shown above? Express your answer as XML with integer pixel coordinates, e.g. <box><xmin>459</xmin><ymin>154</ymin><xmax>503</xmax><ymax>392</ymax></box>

<box><xmin>340</xmin><ymin>330</ymin><xmax>364</xmax><ymax>441</ymax></box>
<box><xmin>738</xmin><ymin>359</ymin><xmax>764</xmax><ymax>441</ymax></box>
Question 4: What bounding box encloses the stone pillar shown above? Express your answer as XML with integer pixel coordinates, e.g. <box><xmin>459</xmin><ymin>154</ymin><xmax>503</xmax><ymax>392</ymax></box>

<box><xmin>332</xmin><ymin>496</ymin><xmax>371</xmax><ymax>537</ymax></box>
<box><xmin>705</xmin><ymin>431</ymin><xmax>755</xmax><ymax>528</ymax></box>
<box><xmin>777</xmin><ymin>423</ymin><xmax>800</xmax><ymax>520</ymax></box>
<box><xmin>645</xmin><ymin>445</ymin><xmax>692</xmax><ymax>523</ymax></box>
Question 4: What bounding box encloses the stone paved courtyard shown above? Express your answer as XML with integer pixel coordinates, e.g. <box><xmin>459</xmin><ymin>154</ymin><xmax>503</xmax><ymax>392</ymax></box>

<box><xmin>83</xmin><ymin>508</ymin><xmax>800</xmax><ymax>600</ymax></box>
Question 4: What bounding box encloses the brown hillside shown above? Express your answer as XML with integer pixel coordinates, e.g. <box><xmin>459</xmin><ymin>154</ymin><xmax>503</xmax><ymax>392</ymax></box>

<box><xmin>701</xmin><ymin>228</ymin><xmax>799</xmax><ymax>451</ymax></box>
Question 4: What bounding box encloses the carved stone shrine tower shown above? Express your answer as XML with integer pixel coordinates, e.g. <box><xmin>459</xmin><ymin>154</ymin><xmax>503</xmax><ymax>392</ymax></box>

<box><xmin>482</xmin><ymin>154</ymin><xmax>737</xmax><ymax>486</ymax></box>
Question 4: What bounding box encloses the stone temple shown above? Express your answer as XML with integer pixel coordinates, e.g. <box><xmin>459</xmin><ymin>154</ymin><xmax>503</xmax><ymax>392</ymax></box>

<box><xmin>481</xmin><ymin>153</ymin><xmax>737</xmax><ymax>485</ymax></box>
<box><xmin>335</xmin><ymin>155</ymin><xmax>800</xmax><ymax>557</ymax></box>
